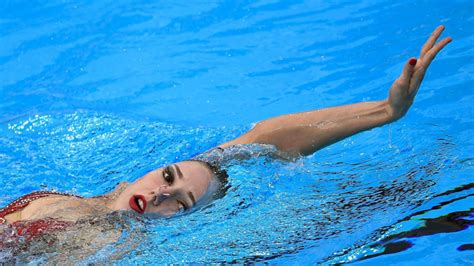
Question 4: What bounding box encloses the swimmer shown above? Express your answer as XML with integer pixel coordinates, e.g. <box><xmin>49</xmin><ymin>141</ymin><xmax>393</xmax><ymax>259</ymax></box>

<box><xmin>0</xmin><ymin>26</ymin><xmax>451</xmax><ymax>245</ymax></box>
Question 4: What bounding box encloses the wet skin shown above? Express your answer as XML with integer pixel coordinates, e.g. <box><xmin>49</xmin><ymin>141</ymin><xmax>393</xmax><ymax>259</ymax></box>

<box><xmin>109</xmin><ymin>160</ymin><xmax>215</xmax><ymax>217</ymax></box>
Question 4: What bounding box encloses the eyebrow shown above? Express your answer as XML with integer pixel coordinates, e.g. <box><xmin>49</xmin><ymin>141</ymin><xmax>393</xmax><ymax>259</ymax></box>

<box><xmin>188</xmin><ymin>191</ymin><xmax>196</xmax><ymax>206</ymax></box>
<box><xmin>174</xmin><ymin>164</ymin><xmax>184</xmax><ymax>179</ymax></box>
<box><xmin>173</xmin><ymin>164</ymin><xmax>196</xmax><ymax>207</ymax></box>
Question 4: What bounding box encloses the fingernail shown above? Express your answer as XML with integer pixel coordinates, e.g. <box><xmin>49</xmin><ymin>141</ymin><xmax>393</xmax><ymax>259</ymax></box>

<box><xmin>409</xmin><ymin>58</ymin><xmax>417</xmax><ymax>66</ymax></box>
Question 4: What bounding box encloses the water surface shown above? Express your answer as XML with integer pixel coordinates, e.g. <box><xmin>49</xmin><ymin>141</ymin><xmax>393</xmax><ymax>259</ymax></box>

<box><xmin>0</xmin><ymin>0</ymin><xmax>473</xmax><ymax>264</ymax></box>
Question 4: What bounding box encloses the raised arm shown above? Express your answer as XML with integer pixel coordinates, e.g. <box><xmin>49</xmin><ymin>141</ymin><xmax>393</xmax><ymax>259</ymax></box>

<box><xmin>219</xmin><ymin>26</ymin><xmax>452</xmax><ymax>156</ymax></box>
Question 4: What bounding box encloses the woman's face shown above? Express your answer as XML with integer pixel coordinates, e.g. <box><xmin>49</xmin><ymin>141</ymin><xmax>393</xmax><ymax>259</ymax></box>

<box><xmin>112</xmin><ymin>161</ymin><xmax>215</xmax><ymax>217</ymax></box>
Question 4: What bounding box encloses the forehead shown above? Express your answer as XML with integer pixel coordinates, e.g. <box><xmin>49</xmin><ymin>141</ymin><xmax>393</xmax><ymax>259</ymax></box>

<box><xmin>175</xmin><ymin>160</ymin><xmax>214</xmax><ymax>198</ymax></box>
<box><xmin>176</xmin><ymin>161</ymin><xmax>212</xmax><ymax>178</ymax></box>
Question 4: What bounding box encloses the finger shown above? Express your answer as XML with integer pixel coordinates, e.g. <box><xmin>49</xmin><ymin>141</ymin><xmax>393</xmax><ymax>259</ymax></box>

<box><xmin>410</xmin><ymin>36</ymin><xmax>452</xmax><ymax>95</ymax></box>
<box><xmin>399</xmin><ymin>57</ymin><xmax>417</xmax><ymax>84</ymax></box>
<box><xmin>422</xmin><ymin>37</ymin><xmax>452</xmax><ymax>68</ymax></box>
<box><xmin>420</xmin><ymin>25</ymin><xmax>445</xmax><ymax>58</ymax></box>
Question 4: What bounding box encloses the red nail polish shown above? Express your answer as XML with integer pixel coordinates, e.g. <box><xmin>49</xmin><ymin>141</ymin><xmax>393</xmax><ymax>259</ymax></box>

<box><xmin>409</xmin><ymin>58</ymin><xmax>417</xmax><ymax>66</ymax></box>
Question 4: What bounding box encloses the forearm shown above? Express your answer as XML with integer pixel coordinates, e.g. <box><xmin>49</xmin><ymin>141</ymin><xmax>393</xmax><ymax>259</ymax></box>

<box><xmin>249</xmin><ymin>100</ymin><xmax>394</xmax><ymax>155</ymax></box>
<box><xmin>220</xmin><ymin>27</ymin><xmax>450</xmax><ymax>156</ymax></box>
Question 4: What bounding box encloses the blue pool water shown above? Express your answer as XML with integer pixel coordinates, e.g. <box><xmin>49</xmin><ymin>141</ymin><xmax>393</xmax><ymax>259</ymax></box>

<box><xmin>1</xmin><ymin>0</ymin><xmax>473</xmax><ymax>264</ymax></box>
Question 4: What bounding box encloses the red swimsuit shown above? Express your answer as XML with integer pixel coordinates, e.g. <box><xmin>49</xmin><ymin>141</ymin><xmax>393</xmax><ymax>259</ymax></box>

<box><xmin>0</xmin><ymin>191</ymin><xmax>80</xmax><ymax>244</ymax></box>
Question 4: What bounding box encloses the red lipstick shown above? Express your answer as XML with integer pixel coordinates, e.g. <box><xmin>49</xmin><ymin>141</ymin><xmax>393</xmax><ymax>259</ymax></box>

<box><xmin>129</xmin><ymin>195</ymin><xmax>147</xmax><ymax>214</ymax></box>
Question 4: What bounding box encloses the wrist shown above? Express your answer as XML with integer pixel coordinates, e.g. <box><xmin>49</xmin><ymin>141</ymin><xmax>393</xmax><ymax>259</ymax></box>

<box><xmin>381</xmin><ymin>100</ymin><xmax>400</xmax><ymax>123</ymax></box>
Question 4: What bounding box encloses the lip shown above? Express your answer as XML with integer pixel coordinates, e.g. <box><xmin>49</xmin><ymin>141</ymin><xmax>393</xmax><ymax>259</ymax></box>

<box><xmin>129</xmin><ymin>195</ymin><xmax>147</xmax><ymax>214</ymax></box>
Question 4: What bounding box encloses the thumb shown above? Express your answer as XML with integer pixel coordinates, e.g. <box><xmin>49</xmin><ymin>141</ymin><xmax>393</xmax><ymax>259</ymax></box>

<box><xmin>399</xmin><ymin>57</ymin><xmax>417</xmax><ymax>84</ymax></box>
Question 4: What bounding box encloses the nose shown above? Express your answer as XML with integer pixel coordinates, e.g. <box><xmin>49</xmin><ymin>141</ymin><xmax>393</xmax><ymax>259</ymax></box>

<box><xmin>152</xmin><ymin>185</ymin><xmax>174</xmax><ymax>206</ymax></box>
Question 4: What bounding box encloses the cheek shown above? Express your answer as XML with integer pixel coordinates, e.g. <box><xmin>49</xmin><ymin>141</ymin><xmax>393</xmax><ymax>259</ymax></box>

<box><xmin>130</xmin><ymin>176</ymin><xmax>162</xmax><ymax>195</ymax></box>
<box><xmin>196</xmin><ymin>180</ymin><xmax>213</xmax><ymax>198</ymax></box>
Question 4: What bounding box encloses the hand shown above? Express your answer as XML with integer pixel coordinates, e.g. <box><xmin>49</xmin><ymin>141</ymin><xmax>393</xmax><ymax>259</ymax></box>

<box><xmin>387</xmin><ymin>25</ymin><xmax>452</xmax><ymax>121</ymax></box>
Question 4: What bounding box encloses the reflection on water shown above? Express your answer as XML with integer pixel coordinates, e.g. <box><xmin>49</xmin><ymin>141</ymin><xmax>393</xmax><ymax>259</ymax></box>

<box><xmin>326</xmin><ymin>182</ymin><xmax>474</xmax><ymax>264</ymax></box>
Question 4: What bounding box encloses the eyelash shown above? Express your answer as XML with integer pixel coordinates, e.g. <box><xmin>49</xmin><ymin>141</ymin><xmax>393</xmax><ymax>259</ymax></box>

<box><xmin>177</xmin><ymin>200</ymin><xmax>187</xmax><ymax>212</ymax></box>
<box><xmin>163</xmin><ymin>166</ymin><xmax>175</xmax><ymax>185</ymax></box>
<box><xmin>162</xmin><ymin>166</ymin><xmax>188</xmax><ymax>213</ymax></box>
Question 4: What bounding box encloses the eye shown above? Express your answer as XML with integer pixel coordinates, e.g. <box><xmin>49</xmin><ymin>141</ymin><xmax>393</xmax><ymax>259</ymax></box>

<box><xmin>177</xmin><ymin>200</ymin><xmax>187</xmax><ymax>213</ymax></box>
<box><xmin>162</xmin><ymin>166</ymin><xmax>175</xmax><ymax>185</ymax></box>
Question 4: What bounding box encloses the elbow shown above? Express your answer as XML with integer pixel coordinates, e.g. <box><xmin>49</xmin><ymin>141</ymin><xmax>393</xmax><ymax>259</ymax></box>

<box><xmin>250</xmin><ymin>125</ymin><xmax>314</xmax><ymax>156</ymax></box>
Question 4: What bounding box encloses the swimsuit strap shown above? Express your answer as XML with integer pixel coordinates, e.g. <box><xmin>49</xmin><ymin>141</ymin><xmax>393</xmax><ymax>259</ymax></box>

<box><xmin>0</xmin><ymin>191</ymin><xmax>80</xmax><ymax>224</ymax></box>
